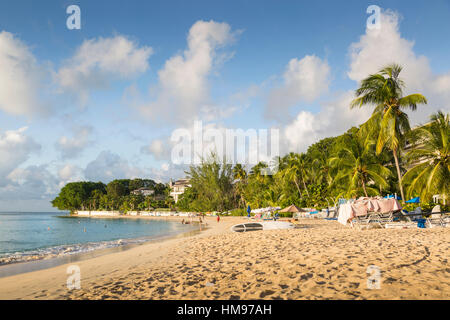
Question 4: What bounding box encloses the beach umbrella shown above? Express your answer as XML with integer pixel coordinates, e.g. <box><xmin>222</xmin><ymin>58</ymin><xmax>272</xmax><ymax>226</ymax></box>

<box><xmin>406</xmin><ymin>197</ymin><xmax>420</xmax><ymax>203</ymax></box>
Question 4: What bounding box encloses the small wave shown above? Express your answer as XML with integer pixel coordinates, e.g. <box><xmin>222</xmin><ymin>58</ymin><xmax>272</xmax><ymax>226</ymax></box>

<box><xmin>0</xmin><ymin>237</ymin><xmax>152</xmax><ymax>266</ymax></box>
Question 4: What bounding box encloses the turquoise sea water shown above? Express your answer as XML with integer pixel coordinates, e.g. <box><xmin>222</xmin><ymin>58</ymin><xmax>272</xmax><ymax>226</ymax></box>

<box><xmin>0</xmin><ymin>212</ymin><xmax>196</xmax><ymax>265</ymax></box>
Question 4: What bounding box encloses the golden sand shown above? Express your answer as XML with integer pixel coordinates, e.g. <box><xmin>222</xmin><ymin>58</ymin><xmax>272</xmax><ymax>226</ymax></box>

<box><xmin>0</xmin><ymin>217</ymin><xmax>448</xmax><ymax>300</ymax></box>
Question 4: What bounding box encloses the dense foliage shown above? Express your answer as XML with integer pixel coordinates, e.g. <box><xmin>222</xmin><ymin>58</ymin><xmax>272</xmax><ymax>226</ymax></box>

<box><xmin>177</xmin><ymin>64</ymin><xmax>448</xmax><ymax>212</ymax></box>
<box><xmin>51</xmin><ymin>179</ymin><xmax>170</xmax><ymax>212</ymax></box>
<box><xmin>53</xmin><ymin>64</ymin><xmax>449</xmax><ymax>214</ymax></box>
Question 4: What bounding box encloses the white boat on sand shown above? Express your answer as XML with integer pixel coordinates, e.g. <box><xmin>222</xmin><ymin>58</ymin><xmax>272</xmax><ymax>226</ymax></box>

<box><xmin>231</xmin><ymin>221</ymin><xmax>294</xmax><ymax>233</ymax></box>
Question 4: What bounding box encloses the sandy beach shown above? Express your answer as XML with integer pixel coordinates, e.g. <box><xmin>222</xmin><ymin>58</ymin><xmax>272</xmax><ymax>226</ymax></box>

<box><xmin>0</xmin><ymin>216</ymin><xmax>448</xmax><ymax>300</ymax></box>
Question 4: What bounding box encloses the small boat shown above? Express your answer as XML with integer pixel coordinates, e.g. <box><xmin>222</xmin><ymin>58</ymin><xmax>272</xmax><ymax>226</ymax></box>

<box><xmin>231</xmin><ymin>221</ymin><xmax>294</xmax><ymax>233</ymax></box>
<box><xmin>231</xmin><ymin>223</ymin><xmax>264</xmax><ymax>232</ymax></box>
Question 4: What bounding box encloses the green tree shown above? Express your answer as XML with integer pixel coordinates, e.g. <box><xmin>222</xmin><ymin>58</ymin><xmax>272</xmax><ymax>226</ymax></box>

<box><xmin>403</xmin><ymin>111</ymin><xmax>449</xmax><ymax>202</ymax></box>
<box><xmin>282</xmin><ymin>153</ymin><xmax>310</xmax><ymax>198</ymax></box>
<box><xmin>183</xmin><ymin>153</ymin><xmax>236</xmax><ymax>212</ymax></box>
<box><xmin>351</xmin><ymin>64</ymin><xmax>427</xmax><ymax>201</ymax></box>
<box><xmin>106</xmin><ymin>180</ymin><xmax>129</xmax><ymax>198</ymax></box>
<box><xmin>329</xmin><ymin>132</ymin><xmax>391</xmax><ymax>197</ymax></box>
<box><xmin>232</xmin><ymin>163</ymin><xmax>248</xmax><ymax>208</ymax></box>
<box><xmin>51</xmin><ymin>181</ymin><xmax>106</xmax><ymax>211</ymax></box>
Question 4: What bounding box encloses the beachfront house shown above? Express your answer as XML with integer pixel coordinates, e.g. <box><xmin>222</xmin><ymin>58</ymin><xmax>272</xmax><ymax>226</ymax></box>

<box><xmin>131</xmin><ymin>187</ymin><xmax>155</xmax><ymax>197</ymax></box>
<box><xmin>169</xmin><ymin>179</ymin><xmax>191</xmax><ymax>203</ymax></box>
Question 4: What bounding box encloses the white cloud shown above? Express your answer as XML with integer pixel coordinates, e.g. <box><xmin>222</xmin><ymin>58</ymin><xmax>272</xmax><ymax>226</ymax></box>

<box><xmin>55</xmin><ymin>125</ymin><xmax>93</xmax><ymax>159</ymax></box>
<box><xmin>141</xmin><ymin>138</ymin><xmax>176</xmax><ymax>162</ymax></box>
<box><xmin>142</xmin><ymin>121</ymin><xmax>280</xmax><ymax>170</ymax></box>
<box><xmin>281</xmin><ymin>92</ymin><xmax>372</xmax><ymax>153</ymax></box>
<box><xmin>0</xmin><ymin>127</ymin><xmax>59</xmax><ymax>202</ymax></box>
<box><xmin>0</xmin><ymin>127</ymin><xmax>41</xmax><ymax>184</ymax></box>
<box><xmin>348</xmin><ymin>10</ymin><xmax>450</xmax><ymax>124</ymax></box>
<box><xmin>0</xmin><ymin>31</ymin><xmax>48</xmax><ymax>116</ymax></box>
<box><xmin>136</xmin><ymin>20</ymin><xmax>237</xmax><ymax>124</ymax></box>
<box><xmin>266</xmin><ymin>55</ymin><xmax>330</xmax><ymax>120</ymax></box>
<box><xmin>4</xmin><ymin>165</ymin><xmax>59</xmax><ymax>200</ymax></box>
<box><xmin>282</xmin><ymin>9</ymin><xmax>450</xmax><ymax>154</ymax></box>
<box><xmin>84</xmin><ymin>151</ymin><xmax>145</xmax><ymax>183</ymax></box>
<box><xmin>57</xmin><ymin>164</ymin><xmax>84</xmax><ymax>188</ymax></box>
<box><xmin>56</xmin><ymin>35</ymin><xmax>153</xmax><ymax>105</ymax></box>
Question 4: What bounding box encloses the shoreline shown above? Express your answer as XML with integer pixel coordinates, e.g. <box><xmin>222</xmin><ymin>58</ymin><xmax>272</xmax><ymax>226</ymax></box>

<box><xmin>0</xmin><ymin>216</ymin><xmax>239</xmax><ymax>299</ymax></box>
<box><xmin>0</xmin><ymin>217</ymin><xmax>448</xmax><ymax>300</ymax></box>
<box><xmin>0</xmin><ymin>215</ymin><xmax>208</xmax><ymax>273</ymax></box>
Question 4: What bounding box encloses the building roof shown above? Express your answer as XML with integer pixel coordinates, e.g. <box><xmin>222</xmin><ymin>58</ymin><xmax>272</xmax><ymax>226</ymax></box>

<box><xmin>173</xmin><ymin>179</ymin><xmax>190</xmax><ymax>186</ymax></box>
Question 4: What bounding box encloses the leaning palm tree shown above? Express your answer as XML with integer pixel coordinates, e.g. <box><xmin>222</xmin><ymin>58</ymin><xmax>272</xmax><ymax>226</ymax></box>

<box><xmin>329</xmin><ymin>133</ymin><xmax>391</xmax><ymax>197</ymax></box>
<box><xmin>232</xmin><ymin>163</ymin><xmax>248</xmax><ymax>207</ymax></box>
<box><xmin>403</xmin><ymin>111</ymin><xmax>449</xmax><ymax>202</ymax></box>
<box><xmin>282</xmin><ymin>153</ymin><xmax>310</xmax><ymax>198</ymax></box>
<box><xmin>351</xmin><ymin>64</ymin><xmax>427</xmax><ymax>201</ymax></box>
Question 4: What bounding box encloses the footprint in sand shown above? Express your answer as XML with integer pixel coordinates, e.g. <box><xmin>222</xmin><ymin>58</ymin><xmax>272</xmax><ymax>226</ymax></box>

<box><xmin>259</xmin><ymin>290</ymin><xmax>275</xmax><ymax>298</ymax></box>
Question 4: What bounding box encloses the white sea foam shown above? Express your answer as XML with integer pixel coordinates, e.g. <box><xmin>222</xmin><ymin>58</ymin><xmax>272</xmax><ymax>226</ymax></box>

<box><xmin>0</xmin><ymin>237</ymin><xmax>154</xmax><ymax>265</ymax></box>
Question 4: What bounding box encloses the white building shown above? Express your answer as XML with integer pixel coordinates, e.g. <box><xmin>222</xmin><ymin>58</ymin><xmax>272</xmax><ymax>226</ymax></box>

<box><xmin>169</xmin><ymin>179</ymin><xmax>191</xmax><ymax>203</ymax></box>
<box><xmin>131</xmin><ymin>187</ymin><xmax>155</xmax><ymax>196</ymax></box>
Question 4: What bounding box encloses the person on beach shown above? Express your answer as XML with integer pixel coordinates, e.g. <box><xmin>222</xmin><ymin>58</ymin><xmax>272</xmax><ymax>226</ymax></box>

<box><xmin>217</xmin><ymin>215</ymin><xmax>220</xmax><ymax>223</ymax></box>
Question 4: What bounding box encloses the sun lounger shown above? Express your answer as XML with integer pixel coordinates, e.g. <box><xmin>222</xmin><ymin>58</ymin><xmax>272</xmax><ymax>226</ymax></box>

<box><xmin>384</xmin><ymin>222</ymin><xmax>418</xmax><ymax>229</ymax></box>
<box><xmin>426</xmin><ymin>212</ymin><xmax>450</xmax><ymax>228</ymax></box>
<box><xmin>350</xmin><ymin>210</ymin><xmax>401</xmax><ymax>229</ymax></box>
<box><xmin>350</xmin><ymin>215</ymin><xmax>373</xmax><ymax>230</ymax></box>
<box><xmin>324</xmin><ymin>208</ymin><xmax>338</xmax><ymax>220</ymax></box>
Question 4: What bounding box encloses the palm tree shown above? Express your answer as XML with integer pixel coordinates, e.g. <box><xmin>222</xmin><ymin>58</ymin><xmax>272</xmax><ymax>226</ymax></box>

<box><xmin>249</xmin><ymin>162</ymin><xmax>269</xmax><ymax>183</ymax></box>
<box><xmin>403</xmin><ymin>111</ymin><xmax>449</xmax><ymax>202</ymax></box>
<box><xmin>351</xmin><ymin>64</ymin><xmax>427</xmax><ymax>201</ymax></box>
<box><xmin>232</xmin><ymin>163</ymin><xmax>248</xmax><ymax>207</ymax></box>
<box><xmin>232</xmin><ymin>163</ymin><xmax>247</xmax><ymax>181</ymax></box>
<box><xmin>282</xmin><ymin>153</ymin><xmax>310</xmax><ymax>198</ymax></box>
<box><xmin>329</xmin><ymin>133</ymin><xmax>391</xmax><ymax>197</ymax></box>
<box><xmin>311</xmin><ymin>157</ymin><xmax>332</xmax><ymax>186</ymax></box>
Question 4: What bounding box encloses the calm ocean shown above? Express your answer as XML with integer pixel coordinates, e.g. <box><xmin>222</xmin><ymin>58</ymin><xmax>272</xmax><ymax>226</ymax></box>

<box><xmin>0</xmin><ymin>212</ymin><xmax>196</xmax><ymax>266</ymax></box>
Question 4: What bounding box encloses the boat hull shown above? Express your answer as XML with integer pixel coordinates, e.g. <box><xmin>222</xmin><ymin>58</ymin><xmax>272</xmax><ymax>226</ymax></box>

<box><xmin>231</xmin><ymin>221</ymin><xmax>294</xmax><ymax>232</ymax></box>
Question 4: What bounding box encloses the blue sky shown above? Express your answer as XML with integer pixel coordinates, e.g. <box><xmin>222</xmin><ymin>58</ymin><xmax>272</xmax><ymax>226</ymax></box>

<box><xmin>0</xmin><ymin>0</ymin><xmax>449</xmax><ymax>211</ymax></box>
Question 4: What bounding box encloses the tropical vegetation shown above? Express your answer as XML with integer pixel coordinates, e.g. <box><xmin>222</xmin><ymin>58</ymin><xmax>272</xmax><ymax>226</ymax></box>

<box><xmin>52</xmin><ymin>64</ymin><xmax>449</xmax><ymax>214</ymax></box>
<box><xmin>51</xmin><ymin>179</ymin><xmax>170</xmax><ymax>212</ymax></box>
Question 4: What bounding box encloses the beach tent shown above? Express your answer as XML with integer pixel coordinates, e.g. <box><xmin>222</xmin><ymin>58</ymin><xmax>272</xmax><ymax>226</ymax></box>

<box><xmin>406</xmin><ymin>197</ymin><xmax>420</xmax><ymax>203</ymax></box>
<box><xmin>279</xmin><ymin>205</ymin><xmax>302</xmax><ymax>213</ymax></box>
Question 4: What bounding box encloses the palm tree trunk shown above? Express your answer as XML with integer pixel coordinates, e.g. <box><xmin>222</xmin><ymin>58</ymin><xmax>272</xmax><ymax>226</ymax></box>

<box><xmin>293</xmin><ymin>179</ymin><xmax>302</xmax><ymax>198</ymax></box>
<box><xmin>392</xmin><ymin>148</ymin><xmax>405</xmax><ymax>201</ymax></box>
<box><xmin>302</xmin><ymin>176</ymin><xmax>310</xmax><ymax>197</ymax></box>
<box><xmin>361</xmin><ymin>179</ymin><xmax>368</xmax><ymax>197</ymax></box>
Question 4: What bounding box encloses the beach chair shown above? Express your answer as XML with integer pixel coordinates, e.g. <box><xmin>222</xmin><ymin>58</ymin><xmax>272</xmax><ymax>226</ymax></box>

<box><xmin>350</xmin><ymin>214</ymin><xmax>373</xmax><ymax>230</ymax></box>
<box><xmin>325</xmin><ymin>208</ymin><xmax>338</xmax><ymax>221</ymax></box>
<box><xmin>426</xmin><ymin>211</ymin><xmax>450</xmax><ymax>228</ymax></box>
<box><xmin>351</xmin><ymin>210</ymin><xmax>400</xmax><ymax>229</ymax></box>
<box><xmin>373</xmin><ymin>210</ymin><xmax>400</xmax><ymax>228</ymax></box>
<box><xmin>384</xmin><ymin>221</ymin><xmax>418</xmax><ymax>229</ymax></box>
<box><xmin>399</xmin><ymin>210</ymin><xmax>415</xmax><ymax>222</ymax></box>
<box><xmin>442</xmin><ymin>214</ymin><xmax>450</xmax><ymax>227</ymax></box>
